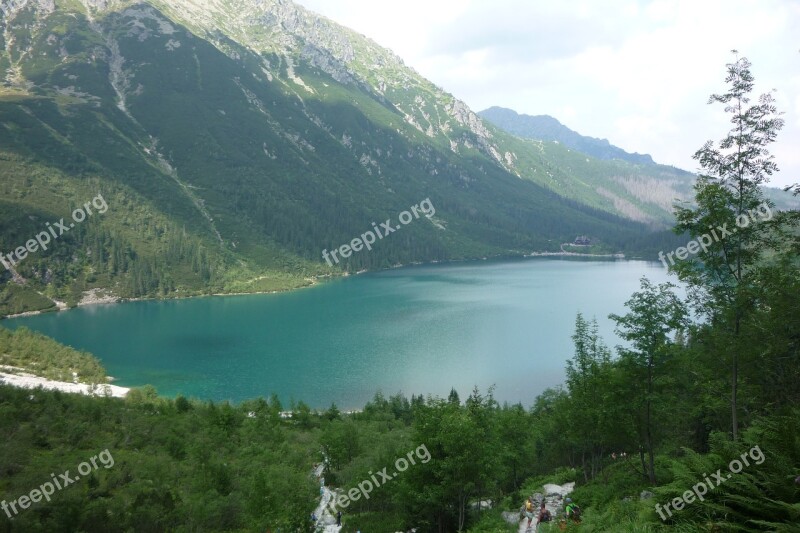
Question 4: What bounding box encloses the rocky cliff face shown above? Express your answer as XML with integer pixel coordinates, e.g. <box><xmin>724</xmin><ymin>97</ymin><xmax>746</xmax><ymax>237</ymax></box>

<box><xmin>2</xmin><ymin>0</ymin><xmax>699</xmax><ymax>225</ymax></box>
<box><xmin>138</xmin><ymin>0</ymin><xmax>513</xmax><ymax>170</ymax></box>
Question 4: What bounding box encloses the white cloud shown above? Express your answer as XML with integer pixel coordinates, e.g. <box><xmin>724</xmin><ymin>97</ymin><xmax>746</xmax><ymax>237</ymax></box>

<box><xmin>295</xmin><ymin>0</ymin><xmax>800</xmax><ymax>188</ymax></box>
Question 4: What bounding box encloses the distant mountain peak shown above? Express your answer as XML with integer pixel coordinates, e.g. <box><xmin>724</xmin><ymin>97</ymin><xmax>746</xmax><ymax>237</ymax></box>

<box><xmin>479</xmin><ymin>106</ymin><xmax>655</xmax><ymax>166</ymax></box>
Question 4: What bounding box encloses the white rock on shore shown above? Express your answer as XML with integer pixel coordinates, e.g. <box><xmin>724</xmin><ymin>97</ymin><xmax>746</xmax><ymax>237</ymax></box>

<box><xmin>78</xmin><ymin>288</ymin><xmax>119</xmax><ymax>306</ymax></box>
<box><xmin>0</xmin><ymin>372</ymin><xmax>129</xmax><ymax>398</ymax></box>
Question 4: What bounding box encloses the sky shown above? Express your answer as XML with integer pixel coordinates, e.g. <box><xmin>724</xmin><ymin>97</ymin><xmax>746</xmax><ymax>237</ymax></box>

<box><xmin>294</xmin><ymin>0</ymin><xmax>799</xmax><ymax>189</ymax></box>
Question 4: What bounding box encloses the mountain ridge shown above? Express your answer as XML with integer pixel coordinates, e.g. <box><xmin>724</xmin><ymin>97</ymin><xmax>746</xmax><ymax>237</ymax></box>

<box><xmin>479</xmin><ymin>105</ymin><xmax>656</xmax><ymax>166</ymax></box>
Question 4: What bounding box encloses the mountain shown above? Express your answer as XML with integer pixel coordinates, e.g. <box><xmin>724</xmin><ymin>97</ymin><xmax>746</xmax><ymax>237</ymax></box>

<box><xmin>479</xmin><ymin>106</ymin><xmax>656</xmax><ymax>165</ymax></box>
<box><xmin>479</xmin><ymin>106</ymin><xmax>800</xmax><ymax>215</ymax></box>
<box><xmin>1</xmin><ymin>0</ymin><xmax>687</xmax><ymax>315</ymax></box>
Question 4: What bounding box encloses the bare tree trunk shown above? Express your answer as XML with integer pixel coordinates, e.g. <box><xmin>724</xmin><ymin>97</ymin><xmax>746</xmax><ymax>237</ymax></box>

<box><xmin>646</xmin><ymin>419</ymin><xmax>656</xmax><ymax>485</ymax></box>
<box><xmin>732</xmin><ymin>339</ymin><xmax>739</xmax><ymax>441</ymax></box>
<box><xmin>458</xmin><ymin>488</ymin><xmax>467</xmax><ymax>532</ymax></box>
<box><xmin>646</xmin><ymin>351</ymin><xmax>656</xmax><ymax>484</ymax></box>
<box><xmin>639</xmin><ymin>446</ymin><xmax>647</xmax><ymax>481</ymax></box>
<box><xmin>581</xmin><ymin>451</ymin><xmax>588</xmax><ymax>483</ymax></box>
<box><xmin>513</xmin><ymin>461</ymin><xmax>518</xmax><ymax>488</ymax></box>
<box><xmin>730</xmin><ymin>308</ymin><xmax>741</xmax><ymax>441</ymax></box>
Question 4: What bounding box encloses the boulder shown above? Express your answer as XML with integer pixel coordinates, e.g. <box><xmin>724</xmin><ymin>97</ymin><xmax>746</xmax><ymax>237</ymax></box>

<box><xmin>543</xmin><ymin>482</ymin><xmax>575</xmax><ymax>498</ymax></box>
<box><xmin>470</xmin><ymin>499</ymin><xmax>492</xmax><ymax>510</ymax></box>
<box><xmin>501</xmin><ymin>511</ymin><xmax>521</xmax><ymax>525</ymax></box>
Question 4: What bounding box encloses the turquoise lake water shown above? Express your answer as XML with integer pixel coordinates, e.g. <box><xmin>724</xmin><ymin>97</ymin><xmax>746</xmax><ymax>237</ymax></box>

<box><xmin>4</xmin><ymin>258</ymin><xmax>674</xmax><ymax>409</ymax></box>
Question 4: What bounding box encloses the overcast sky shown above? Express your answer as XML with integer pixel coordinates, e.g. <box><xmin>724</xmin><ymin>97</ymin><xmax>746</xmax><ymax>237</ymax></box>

<box><xmin>294</xmin><ymin>0</ymin><xmax>799</xmax><ymax>189</ymax></box>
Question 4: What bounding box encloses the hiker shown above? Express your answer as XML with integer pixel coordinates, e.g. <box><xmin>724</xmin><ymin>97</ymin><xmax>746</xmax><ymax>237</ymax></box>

<box><xmin>524</xmin><ymin>496</ymin><xmax>535</xmax><ymax>529</ymax></box>
<box><xmin>336</xmin><ymin>510</ymin><xmax>342</xmax><ymax>526</ymax></box>
<box><xmin>565</xmin><ymin>497</ymin><xmax>581</xmax><ymax>523</ymax></box>
<box><xmin>537</xmin><ymin>501</ymin><xmax>552</xmax><ymax>524</ymax></box>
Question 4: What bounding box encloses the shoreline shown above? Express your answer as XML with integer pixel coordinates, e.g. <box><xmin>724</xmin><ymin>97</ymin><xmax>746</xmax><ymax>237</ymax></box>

<box><xmin>527</xmin><ymin>242</ymin><xmax>626</xmax><ymax>259</ymax></box>
<box><xmin>526</xmin><ymin>251</ymin><xmax>626</xmax><ymax>258</ymax></box>
<box><xmin>1</xmin><ymin>275</ymin><xmax>334</xmax><ymax>320</ymax></box>
<box><xmin>0</xmin><ymin>371</ymin><xmax>130</xmax><ymax>398</ymax></box>
<box><xmin>2</xmin><ymin>253</ymin><xmax>642</xmax><ymax>320</ymax></box>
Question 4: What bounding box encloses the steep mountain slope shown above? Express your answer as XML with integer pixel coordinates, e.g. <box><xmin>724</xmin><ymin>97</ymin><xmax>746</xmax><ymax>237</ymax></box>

<box><xmin>480</xmin><ymin>106</ymin><xmax>655</xmax><ymax>165</ymax></box>
<box><xmin>480</xmin><ymin>105</ymin><xmax>800</xmax><ymax>218</ymax></box>
<box><xmin>1</xmin><ymin>0</ymin><xmax>665</xmax><ymax>315</ymax></box>
<box><xmin>480</xmin><ymin>106</ymin><xmax>700</xmax><ymax>224</ymax></box>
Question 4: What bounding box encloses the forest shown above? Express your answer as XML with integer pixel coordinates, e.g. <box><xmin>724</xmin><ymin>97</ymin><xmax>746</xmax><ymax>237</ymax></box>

<box><xmin>1</xmin><ymin>55</ymin><xmax>798</xmax><ymax>533</ymax></box>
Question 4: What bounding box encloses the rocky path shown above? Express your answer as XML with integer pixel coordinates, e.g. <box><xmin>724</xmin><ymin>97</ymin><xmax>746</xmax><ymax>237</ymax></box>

<box><xmin>312</xmin><ymin>462</ymin><xmax>342</xmax><ymax>533</ymax></box>
<box><xmin>515</xmin><ymin>482</ymin><xmax>575</xmax><ymax>533</ymax></box>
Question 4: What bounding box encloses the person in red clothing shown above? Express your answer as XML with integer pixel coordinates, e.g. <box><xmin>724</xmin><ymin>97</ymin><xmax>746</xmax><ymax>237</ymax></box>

<box><xmin>537</xmin><ymin>501</ymin><xmax>552</xmax><ymax>524</ymax></box>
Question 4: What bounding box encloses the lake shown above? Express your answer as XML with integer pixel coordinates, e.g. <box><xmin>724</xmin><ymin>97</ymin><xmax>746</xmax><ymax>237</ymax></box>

<box><xmin>4</xmin><ymin>258</ymin><xmax>675</xmax><ymax>409</ymax></box>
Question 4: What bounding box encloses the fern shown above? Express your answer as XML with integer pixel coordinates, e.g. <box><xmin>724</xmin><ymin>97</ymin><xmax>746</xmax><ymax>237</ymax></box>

<box><xmin>655</xmin><ymin>410</ymin><xmax>800</xmax><ymax>530</ymax></box>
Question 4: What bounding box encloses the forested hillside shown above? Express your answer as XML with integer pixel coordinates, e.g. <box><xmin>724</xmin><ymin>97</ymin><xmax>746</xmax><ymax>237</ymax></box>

<box><xmin>2</xmin><ymin>0</ymin><xmax>689</xmax><ymax>316</ymax></box>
